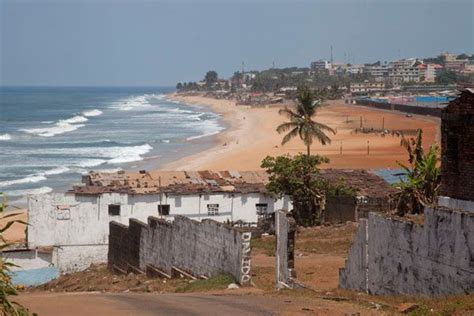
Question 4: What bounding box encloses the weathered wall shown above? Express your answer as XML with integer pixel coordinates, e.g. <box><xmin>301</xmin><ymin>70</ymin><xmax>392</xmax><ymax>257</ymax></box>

<box><xmin>440</xmin><ymin>90</ymin><xmax>474</xmax><ymax>201</ymax></box>
<box><xmin>28</xmin><ymin>191</ymin><xmax>289</xmax><ymax>273</ymax></box>
<box><xmin>325</xmin><ymin>196</ymin><xmax>356</xmax><ymax>224</ymax></box>
<box><xmin>108</xmin><ymin>216</ymin><xmax>252</xmax><ymax>285</ymax></box>
<box><xmin>340</xmin><ymin>207</ymin><xmax>474</xmax><ymax>296</ymax></box>
<box><xmin>355</xmin><ymin>99</ymin><xmax>442</xmax><ymax>117</ymax></box>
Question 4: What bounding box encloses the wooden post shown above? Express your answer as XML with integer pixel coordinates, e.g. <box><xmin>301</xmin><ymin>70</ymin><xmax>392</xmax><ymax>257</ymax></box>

<box><xmin>360</xmin><ymin>116</ymin><xmax>363</xmax><ymax>128</ymax></box>
<box><xmin>382</xmin><ymin>117</ymin><xmax>385</xmax><ymax>130</ymax></box>
<box><xmin>367</xmin><ymin>140</ymin><xmax>370</xmax><ymax>155</ymax></box>
<box><xmin>340</xmin><ymin>141</ymin><xmax>342</xmax><ymax>154</ymax></box>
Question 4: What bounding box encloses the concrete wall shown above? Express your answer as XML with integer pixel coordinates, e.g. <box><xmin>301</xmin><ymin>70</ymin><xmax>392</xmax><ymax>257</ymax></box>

<box><xmin>355</xmin><ymin>99</ymin><xmax>442</xmax><ymax>117</ymax></box>
<box><xmin>108</xmin><ymin>216</ymin><xmax>252</xmax><ymax>285</ymax></box>
<box><xmin>27</xmin><ymin>192</ymin><xmax>290</xmax><ymax>273</ymax></box>
<box><xmin>339</xmin><ymin>207</ymin><xmax>474</xmax><ymax>296</ymax></box>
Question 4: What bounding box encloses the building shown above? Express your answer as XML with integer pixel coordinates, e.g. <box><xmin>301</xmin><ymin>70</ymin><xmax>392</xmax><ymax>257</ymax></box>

<box><xmin>311</xmin><ymin>59</ymin><xmax>331</xmax><ymax>72</ymax></box>
<box><xmin>364</xmin><ymin>64</ymin><xmax>389</xmax><ymax>81</ymax></box>
<box><xmin>321</xmin><ymin>169</ymin><xmax>397</xmax><ymax>223</ymax></box>
<box><xmin>350</xmin><ymin>81</ymin><xmax>386</xmax><ymax>94</ymax></box>
<box><xmin>388</xmin><ymin>59</ymin><xmax>422</xmax><ymax>84</ymax></box>
<box><xmin>419</xmin><ymin>63</ymin><xmax>443</xmax><ymax>82</ymax></box>
<box><xmin>23</xmin><ymin>170</ymin><xmax>291</xmax><ymax>273</ymax></box>
<box><xmin>347</xmin><ymin>64</ymin><xmax>364</xmax><ymax>75</ymax></box>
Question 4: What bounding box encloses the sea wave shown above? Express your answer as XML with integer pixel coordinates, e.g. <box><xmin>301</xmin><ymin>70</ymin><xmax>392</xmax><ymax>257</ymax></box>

<box><xmin>109</xmin><ymin>95</ymin><xmax>154</xmax><ymax>111</ymax></box>
<box><xmin>0</xmin><ymin>134</ymin><xmax>12</xmax><ymax>141</ymax></box>
<box><xmin>5</xmin><ymin>186</ymin><xmax>53</xmax><ymax>197</ymax></box>
<box><xmin>61</xmin><ymin>115</ymin><xmax>88</xmax><ymax>124</ymax></box>
<box><xmin>0</xmin><ymin>175</ymin><xmax>47</xmax><ymax>188</ymax></box>
<box><xmin>20</xmin><ymin>122</ymin><xmax>86</xmax><ymax>137</ymax></box>
<box><xmin>19</xmin><ymin>110</ymin><xmax>103</xmax><ymax>137</ymax></box>
<box><xmin>0</xmin><ymin>166</ymin><xmax>71</xmax><ymax>188</ymax></box>
<box><xmin>82</xmin><ymin>109</ymin><xmax>103</xmax><ymax>117</ymax></box>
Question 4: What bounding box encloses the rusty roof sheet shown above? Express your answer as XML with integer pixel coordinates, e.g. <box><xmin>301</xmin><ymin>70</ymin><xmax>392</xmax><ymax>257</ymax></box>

<box><xmin>71</xmin><ymin>169</ymin><xmax>395</xmax><ymax>197</ymax></box>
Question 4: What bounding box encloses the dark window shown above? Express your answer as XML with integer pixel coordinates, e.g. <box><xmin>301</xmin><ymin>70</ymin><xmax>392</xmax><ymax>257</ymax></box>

<box><xmin>207</xmin><ymin>204</ymin><xmax>219</xmax><ymax>216</ymax></box>
<box><xmin>158</xmin><ymin>204</ymin><xmax>170</xmax><ymax>216</ymax></box>
<box><xmin>108</xmin><ymin>204</ymin><xmax>120</xmax><ymax>216</ymax></box>
<box><xmin>256</xmin><ymin>203</ymin><xmax>268</xmax><ymax>215</ymax></box>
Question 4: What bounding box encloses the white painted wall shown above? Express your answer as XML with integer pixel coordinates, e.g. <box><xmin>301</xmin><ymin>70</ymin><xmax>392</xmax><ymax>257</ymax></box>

<box><xmin>27</xmin><ymin>192</ymin><xmax>291</xmax><ymax>272</ymax></box>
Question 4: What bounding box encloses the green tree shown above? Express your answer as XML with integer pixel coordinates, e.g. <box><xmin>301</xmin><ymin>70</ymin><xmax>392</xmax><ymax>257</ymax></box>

<box><xmin>0</xmin><ymin>193</ymin><xmax>33</xmax><ymax>315</ymax></box>
<box><xmin>436</xmin><ymin>69</ymin><xmax>458</xmax><ymax>85</ymax></box>
<box><xmin>204</xmin><ymin>71</ymin><xmax>218</xmax><ymax>87</ymax></box>
<box><xmin>276</xmin><ymin>86</ymin><xmax>335</xmax><ymax>156</ymax></box>
<box><xmin>176</xmin><ymin>82</ymin><xmax>183</xmax><ymax>90</ymax></box>
<box><xmin>394</xmin><ymin>130</ymin><xmax>441</xmax><ymax>215</ymax></box>
<box><xmin>261</xmin><ymin>154</ymin><xmax>355</xmax><ymax>226</ymax></box>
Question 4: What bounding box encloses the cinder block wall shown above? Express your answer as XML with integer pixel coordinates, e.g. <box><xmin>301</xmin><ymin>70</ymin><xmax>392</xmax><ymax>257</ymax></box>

<box><xmin>108</xmin><ymin>216</ymin><xmax>251</xmax><ymax>285</ymax></box>
<box><xmin>339</xmin><ymin>207</ymin><xmax>474</xmax><ymax>296</ymax></box>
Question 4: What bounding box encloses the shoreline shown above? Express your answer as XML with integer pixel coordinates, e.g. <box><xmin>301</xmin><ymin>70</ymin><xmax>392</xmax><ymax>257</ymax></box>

<box><xmin>159</xmin><ymin>93</ymin><xmax>440</xmax><ymax>171</ymax></box>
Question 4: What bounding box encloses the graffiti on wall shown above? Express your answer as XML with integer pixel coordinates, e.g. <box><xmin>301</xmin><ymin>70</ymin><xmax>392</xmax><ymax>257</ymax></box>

<box><xmin>240</xmin><ymin>232</ymin><xmax>252</xmax><ymax>285</ymax></box>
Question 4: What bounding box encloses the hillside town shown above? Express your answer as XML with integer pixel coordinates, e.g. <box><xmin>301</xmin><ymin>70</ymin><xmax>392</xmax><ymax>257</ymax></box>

<box><xmin>177</xmin><ymin>52</ymin><xmax>473</xmax><ymax>107</ymax></box>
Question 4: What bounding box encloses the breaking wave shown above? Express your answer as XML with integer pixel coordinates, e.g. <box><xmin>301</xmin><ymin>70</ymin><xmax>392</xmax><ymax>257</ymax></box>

<box><xmin>82</xmin><ymin>109</ymin><xmax>103</xmax><ymax>117</ymax></box>
<box><xmin>5</xmin><ymin>186</ymin><xmax>53</xmax><ymax>197</ymax></box>
<box><xmin>0</xmin><ymin>134</ymin><xmax>12</xmax><ymax>141</ymax></box>
<box><xmin>0</xmin><ymin>166</ymin><xmax>70</xmax><ymax>188</ymax></box>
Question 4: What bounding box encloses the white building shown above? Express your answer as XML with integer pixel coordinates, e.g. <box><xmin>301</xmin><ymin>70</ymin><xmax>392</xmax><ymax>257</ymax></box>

<box><xmin>388</xmin><ymin>59</ymin><xmax>422</xmax><ymax>84</ymax></box>
<box><xmin>311</xmin><ymin>60</ymin><xmax>332</xmax><ymax>72</ymax></box>
<box><xmin>25</xmin><ymin>170</ymin><xmax>292</xmax><ymax>273</ymax></box>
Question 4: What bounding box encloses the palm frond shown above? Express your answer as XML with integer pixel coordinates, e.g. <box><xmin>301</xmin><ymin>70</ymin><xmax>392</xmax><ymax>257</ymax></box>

<box><xmin>281</xmin><ymin>127</ymin><xmax>300</xmax><ymax>145</ymax></box>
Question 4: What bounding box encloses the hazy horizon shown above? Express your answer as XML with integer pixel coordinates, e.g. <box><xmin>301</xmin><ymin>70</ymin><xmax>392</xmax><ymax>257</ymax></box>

<box><xmin>1</xmin><ymin>0</ymin><xmax>473</xmax><ymax>87</ymax></box>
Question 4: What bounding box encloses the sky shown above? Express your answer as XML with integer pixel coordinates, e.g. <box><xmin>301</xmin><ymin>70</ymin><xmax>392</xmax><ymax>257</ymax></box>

<box><xmin>1</xmin><ymin>0</ymin><xmax>473</xmax><ymax>87</ymax></box>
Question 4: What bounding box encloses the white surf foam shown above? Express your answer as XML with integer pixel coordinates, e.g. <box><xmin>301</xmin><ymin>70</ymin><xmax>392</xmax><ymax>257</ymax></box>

<box><xmin>0</xmin><ymin>134</ymin><xmax>11</xmax><ymax>141</ymax></box>
<box><xmin>82</xmin><ymin>109</ymin><xmax>103</xmax><ymax>117</ymax></box>
<box><xmin>5</xmin><ymin>186</ymin><xmax>53</xmax><ymax>197</ymax></box>
<box><xmin>109</xmin><ymin>95</ymin><xmax>154</xmax><ymax>111</ymax></box>
<box><xmin>61</xmin><ymin>115</ymin><xmax>88</xmax><ymax>124</ymax></box>
<box><xmin>0</xmin><ymin>175</ymin><xmax>47</xmax><ymax>188</ymax></box>
<box><xmin>39</xmin><ymin>166</ymin><xmax>70</xmax><ymax>176</ymax></box>
<box><xmin>21</xmin><ymin>122</ymin><xmax>86</xmax><ymax>137</ymax></box>
<box><xmin>106</xmin><ymin>144</ymin><xmax>153</xmax><ymax>164</ymax></box>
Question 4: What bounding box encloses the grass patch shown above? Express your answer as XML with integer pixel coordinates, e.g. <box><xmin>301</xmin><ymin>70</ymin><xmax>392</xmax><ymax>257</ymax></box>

<box><xmin>174</xmin><ymin>274</ymin><xmax>234</xmax><ymax>293</ymax></box>
<box><xmin>251</xmin><ymin>237</ymin><xmax>275</xmax><ymax>256</ymax></box>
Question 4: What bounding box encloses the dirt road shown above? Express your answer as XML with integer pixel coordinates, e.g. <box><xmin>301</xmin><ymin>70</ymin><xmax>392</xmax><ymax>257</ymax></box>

<box><xmin>18</xmin><ymin>292</ymin><xmax>376</xmax><ymax>315</ymax></box>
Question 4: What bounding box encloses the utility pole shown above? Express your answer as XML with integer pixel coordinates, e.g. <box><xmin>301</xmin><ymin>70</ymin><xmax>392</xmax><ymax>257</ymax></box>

<box><xmin>330</xmin><ymin>45</ymin><xmax>334</xmax><ymax>65</ymax></box>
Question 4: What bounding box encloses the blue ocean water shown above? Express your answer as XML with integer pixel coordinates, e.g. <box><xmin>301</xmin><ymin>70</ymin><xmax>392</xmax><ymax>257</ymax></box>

<box><xmin>0</xmin><ymin>87</ymin><xmax>224</xmax><ymax>201</ymax></box>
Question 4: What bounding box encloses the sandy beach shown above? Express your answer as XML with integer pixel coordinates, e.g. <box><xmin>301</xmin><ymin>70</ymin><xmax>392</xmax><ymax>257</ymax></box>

<box><xmin>163</xmin><ymin>93</ymin><xmax>440</xmax><ymax>171</ymax></box>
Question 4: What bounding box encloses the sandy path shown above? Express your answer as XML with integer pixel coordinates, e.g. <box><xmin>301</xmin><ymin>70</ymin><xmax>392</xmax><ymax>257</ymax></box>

<box><xmin>163</xmin><ymin>94</ymin><xmax>440</xmax><ymax>171</ymax></box>
<box><xmin>18</xmin><ymin>291</ymin><xmax>379</xmax><ymax>315</ymax></box>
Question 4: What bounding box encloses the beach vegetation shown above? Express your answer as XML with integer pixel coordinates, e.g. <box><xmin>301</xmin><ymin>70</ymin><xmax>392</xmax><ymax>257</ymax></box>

<box><xmin>277</xmin><ymin>86</ymin><xmax>335</xmax><ymax>156</ymax></box>
<box><xmin>0</xmin><ymin>193</ymin><xmax>33</xmax><ymax>316</ymax></box>
<box><xmin>261</xmin><ymin>154</ymin><xmax>355</xmax><ymax>226</ymax></box>
<box><xmin>393</xmin><ymin>130</ymin><xmax>441</xmax><ymax>215</ymax></box>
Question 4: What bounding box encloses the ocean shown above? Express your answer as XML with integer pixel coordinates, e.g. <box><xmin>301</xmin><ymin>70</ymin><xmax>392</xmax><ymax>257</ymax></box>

<box><xmin>0</xmin><ymin>87</ymin><xmax>224</xmax><ymax>203</ymax></box>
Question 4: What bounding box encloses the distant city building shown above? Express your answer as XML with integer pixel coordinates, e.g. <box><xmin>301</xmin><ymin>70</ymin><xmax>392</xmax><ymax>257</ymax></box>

<box><xmin>310</xmin><ymin>59</ymin><xmax>331</xmax><ymax>72</ymax></box>
<box><xmin>388</xmin><ymin>58</ymin><xmax>422</xmax><ymax>84</ymax></box>
<box><xmin>363</xmin><ymin>64</ymin><xmax>389</xmax><ymax>82</ymax></box>
<box><xmin>347</xmin><ymin>64</ymin><xmax>364</xmax><ymax>75</ymax></box>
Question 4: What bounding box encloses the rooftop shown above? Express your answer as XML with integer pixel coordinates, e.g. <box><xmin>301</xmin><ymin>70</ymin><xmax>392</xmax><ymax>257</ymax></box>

<box><xmin>72</xmin><ymin>169</ymin><xmax>396</xmax><ymax>198</ymax></box>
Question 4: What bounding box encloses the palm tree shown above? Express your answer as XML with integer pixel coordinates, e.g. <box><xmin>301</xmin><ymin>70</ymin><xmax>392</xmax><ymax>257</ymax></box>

<box><xmin>277</xmin><ymin>86</ymin><xmax>335</xmax><ymax>156</ymax></box>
